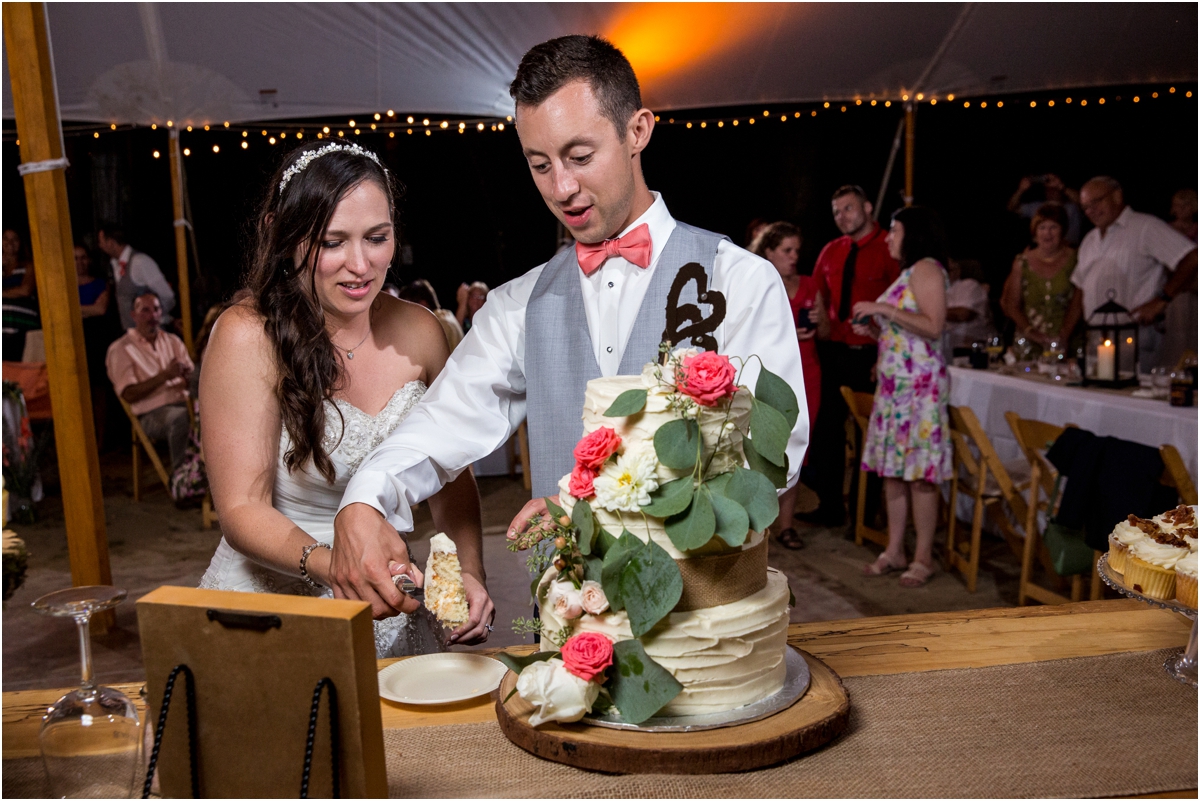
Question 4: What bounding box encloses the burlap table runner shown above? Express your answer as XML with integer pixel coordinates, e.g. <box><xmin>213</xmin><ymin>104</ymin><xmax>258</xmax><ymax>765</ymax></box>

<box><xmin>4</xmin><ymin>648</ymin><xmax>1195</xmax><ymax>798</ymax></box>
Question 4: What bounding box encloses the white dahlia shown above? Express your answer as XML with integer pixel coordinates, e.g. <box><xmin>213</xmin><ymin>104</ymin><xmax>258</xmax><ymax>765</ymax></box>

<box><xmin>592</xmin><ymin>445</ymin><xmax>660</xmax><ymax>512</ymax></box>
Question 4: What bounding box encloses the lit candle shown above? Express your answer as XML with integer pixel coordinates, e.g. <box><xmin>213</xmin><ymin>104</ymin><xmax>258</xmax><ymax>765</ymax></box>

<box><xmin>1097</xmin><ymin>339</ymin><xmax>1116</xmax><ymax>381</ymax></box>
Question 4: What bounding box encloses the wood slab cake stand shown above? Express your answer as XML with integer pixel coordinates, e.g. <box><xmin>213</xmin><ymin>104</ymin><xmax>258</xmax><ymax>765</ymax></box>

<box><xmin>494</xmin><ymin>649</ymin><xmax>849</xmax><ymax>774</ymax></box>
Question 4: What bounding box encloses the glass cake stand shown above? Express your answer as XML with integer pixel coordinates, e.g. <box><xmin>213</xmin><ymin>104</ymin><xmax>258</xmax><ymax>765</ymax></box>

<box><xmin>580</xmin><ymin>646</ymin><xmax>811</xmax><ymax>732</ymax></box>
<box><xmin>1097</xmin><ymin>553</ymin><xmax>1197</xmax><ymax>688</ymax></box>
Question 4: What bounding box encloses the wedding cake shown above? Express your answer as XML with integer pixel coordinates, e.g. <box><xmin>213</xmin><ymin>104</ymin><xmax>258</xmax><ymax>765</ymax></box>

<box><xmin>507</xmin><ymin>348</ymin><xmax>797</xmax><ymax>725</ymax></box>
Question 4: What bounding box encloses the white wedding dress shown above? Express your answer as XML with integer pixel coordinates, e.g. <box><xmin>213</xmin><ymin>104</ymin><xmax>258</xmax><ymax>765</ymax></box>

<box><xmin>199</xmin><ymin>381</ymin><xmax>443</xmax><ymax>657</ymax></box>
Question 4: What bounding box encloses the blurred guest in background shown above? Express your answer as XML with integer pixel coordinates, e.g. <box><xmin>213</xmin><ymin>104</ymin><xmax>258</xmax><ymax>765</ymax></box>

<box><xmin>2</xmin><ymin>229</ymin><xmax>35</xmax><ymax>298</ymax></box>
<box><xmin>1170</xmin><ymin>189</ymin><xmax>1197</xmax><ymax>242</ymax></box>
<box><xmin>942</xmin><ymin>259</ymin><xmax>995</xmax><ymax>353</ymax></box>
<box><xmin>399</xmin><ymin>279</ymin><xmax>464</xmax><ymax>351</ymax></box>
<box><xmin>751</xmin><ymin>221</ymin><xmax>821</xmax><ymax>550</ymax></box>
<box><xmin>2</xmin><ymin>229</ymin><xmax>40</xmax><ymax>361</ymax></box>
<box><xmin>743</xmin><ymin>218</ymin><xmax>769</xmax><ymax>248</ymax></box>
<box><xmin>456</xmin><ymin>280</ymin><xmax>489</xmax><ymax>335</ymax></box>
<box><xmin>1000</xmin><ymin>203</ymin><xmax>1081</xmax><ymax>351</ymax></box>
<box><xmin>98</xmin><ymin>222</ymin><xmax>177</xmax><ymax>331</ymax></box>
<box><xmin>1007</xmin><ymin>173</ymin><xmax>1084</xmax><ymax>245</ymax></box>
<box><xmin>76</xmin><ymin>244</ymin><xmax>116</xmax><ymax>444</ymax></box>
<box><xmin>106</xmin><ymin>291</ymin><xmax>193</xmax><ymax>472</ymax></box>
<box><xmin>1074</xmin><ymin>177</ymin><xmax>1197</xmax><ymax>369</ymax></box>
<box><xmin>75</xmin><ymin>245</ymin><xmax>110</xmax><ymax>318</ymax></box>
<box><xmin>853</xmin><ymin>206</ymin><xmax>952</xmax><ymax>589</ymax></box>
<box><xmin>805</xmin><ymin>185</ymin><xmax>899</xmax><ymax>528</ymax></box>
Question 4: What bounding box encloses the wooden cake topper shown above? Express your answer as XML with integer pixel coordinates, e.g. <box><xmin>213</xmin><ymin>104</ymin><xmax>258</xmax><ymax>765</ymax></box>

<box><xmin>662</xmin><ymin>262</ymin><xmax>727</xmax><ymax>352</ymax></box>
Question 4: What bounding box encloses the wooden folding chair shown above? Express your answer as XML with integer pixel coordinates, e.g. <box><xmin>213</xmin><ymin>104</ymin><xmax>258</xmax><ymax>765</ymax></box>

<box><xmin>506</xmin><ymin>419</ymin><xmax>532</xmax><ymax>492</ymax></box>
<box><xmin>1160</xmin><ymin>444</ymin><xmax>1198</xmax><ymax>506</ymax></box>
<box><xmin>945</xmin><ymin>406</ymin><xmax>1037</xmax><ymax>594</ymax></box>
<box><xmin>1004</xmin><ymin>411</ymin><xmax>1093</xmax><ymax>605</ymax></box>
<box><xmin>839</xmin><ymin>386</ymin><xmax>886</xmax><ymax>548</ymax></box>
<box><xmin>119</xmin><ymin>398</ymin><xmax>171</xmax><ymax>501</ymax></box>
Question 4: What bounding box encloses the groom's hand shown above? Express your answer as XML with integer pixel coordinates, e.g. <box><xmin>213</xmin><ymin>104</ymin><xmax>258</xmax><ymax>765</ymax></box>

<box><xmin>449</xmin><ymin>572</ymin><xmax>496</xmax><ymax>645</ymax></box>
<box><xmin>507</xmin><ymin>495</ymin><xmax>560</xmax><ymax>542</ymax></box>
<box><xmin>332</xmin><ymin>503</ymin><xmax>422</xmax><ymax>618</ymax></box>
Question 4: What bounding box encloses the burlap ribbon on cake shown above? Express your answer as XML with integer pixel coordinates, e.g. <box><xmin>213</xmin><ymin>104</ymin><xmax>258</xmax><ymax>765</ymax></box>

<box><xmin>672</xmin><ymin>536</ymin><xmax>768</xmax><ymax>611</ymax></box>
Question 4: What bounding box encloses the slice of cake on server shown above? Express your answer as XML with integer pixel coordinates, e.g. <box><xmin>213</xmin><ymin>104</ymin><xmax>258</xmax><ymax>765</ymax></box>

<box><xmin>505</xmin><ymin>346</ymin><xmax>798</xmax><ymax>726</ymax></box>
<box><xmin>424</xmin><ymin>533</ymin><xmax>469</xmax><ymax>629</ymax></box>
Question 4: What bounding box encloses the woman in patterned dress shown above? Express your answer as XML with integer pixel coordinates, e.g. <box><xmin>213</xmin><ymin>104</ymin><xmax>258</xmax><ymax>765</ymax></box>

<box><xmin>851</xmin><ymin>206</ymin><xmax>953</xmax><ymax>588</ymax></box>
<box><xmin>999</xmin><ymin>202</ymin><xmax>1081</xmax><ymax>352</ymax></box>
<box><xmin>198</xmin><ymin>141</ymin><xmax>495</xmax><ymax>654</ymax></box>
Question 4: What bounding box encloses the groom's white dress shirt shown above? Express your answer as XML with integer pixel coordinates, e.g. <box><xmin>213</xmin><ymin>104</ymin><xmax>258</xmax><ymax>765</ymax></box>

<box><xmin>341</xmin><ymin>193</ymin><xmax>809</xmax><ymax>531</ymax></box>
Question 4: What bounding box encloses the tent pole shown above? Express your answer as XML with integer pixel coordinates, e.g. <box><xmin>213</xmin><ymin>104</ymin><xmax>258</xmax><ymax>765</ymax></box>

<box><xmin>4</xmin><ymin>1</ymin><xmax>114</xmax><ymax>632</ymax></box>
<box><xmin>168</xmin><ymin>130</ymin><xmax>195</xmax><ymax>357</ymax></box>
<box><xmin>873</xmin><ymin>115</ymin><xmax>906</xmax><ymax>220</ymax></box>
<box><xmin>903</xmin><ymin>102</ymin><xmax>916</xmax><ymax>206</ymax></box>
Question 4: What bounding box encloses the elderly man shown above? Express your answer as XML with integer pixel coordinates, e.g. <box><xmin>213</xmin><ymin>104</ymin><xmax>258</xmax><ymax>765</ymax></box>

<box><xmin>106</xmin><ymin>291</ymin><xmax>193</xmax><ymax>473</ymax></box>
<box><xmin>97</xmin><ymin>222</ymin><xmax>176</xmax><ymax>331</ymax></box>
<box><xmin>1074</xmin><ymin>177</ymin><xmax>1198</xmax><ymax>369</ymax></box>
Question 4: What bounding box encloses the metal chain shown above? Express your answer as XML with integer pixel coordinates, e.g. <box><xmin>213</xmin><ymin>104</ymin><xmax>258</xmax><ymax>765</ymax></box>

<box><xmin>143</xmin><ymin>664</ymin><xmax>199</xmax><ymax>798</ymax></box>
<box><xmin>299</xmin><ymin>678</ymin><xmax>340</xmax><ymax>799</ymax></box>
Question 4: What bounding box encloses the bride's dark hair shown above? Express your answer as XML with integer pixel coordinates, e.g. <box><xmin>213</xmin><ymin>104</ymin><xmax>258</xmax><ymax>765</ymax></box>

<box><xmin>244</xmin><ymin>141</ymin><xmax>400</xmax><ymax>483</ymax></box>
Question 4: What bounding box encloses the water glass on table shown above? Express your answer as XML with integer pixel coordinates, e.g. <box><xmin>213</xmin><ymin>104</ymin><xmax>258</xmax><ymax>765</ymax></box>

<box><xmin>32</xmin><ymin>586</ymin><xmax>141</xmax><ymax>798</ymax></box>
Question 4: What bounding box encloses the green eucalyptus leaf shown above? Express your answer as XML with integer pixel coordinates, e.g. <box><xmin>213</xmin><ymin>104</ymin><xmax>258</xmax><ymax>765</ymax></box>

<box><xmin>709</xmin><ymin>491</ymin><xmax>751</xmax><ymax>547</ymax></box>
<box><xmin>544</xmin><ymin>497</ymin><xmax>567</xmax><ymax>520</ymax></box>
<box><xmin>495</xmin><ymin>649</ymin><xmax>556</xmax><ymax>678</ymax></box>
<box><xmin>653</xmin><ymin>419</ymin><xmax>700</xmax><ymax>470</ymax></box>
<box><xmin>755</xmin><ymin>367</ymin><xmax>799</xmax><ymax>430</ymax></box>
<box><xmin>603</xmin><ymin>389</ymin><xmax>648</xmax><ymax>417</ymax></box>
<box><xmin>749</xmin><ymin>399</ymin><xmax>789</xmax><ymax>467</ymax></box>
<box><xmin>600</xmin><ymin>530</ymin><xmax>643</xmax><ymax>612</ymax></box>
<box><xmin>594</xmin><ymin>527</ymin><xmax>619</xmax><ymax>559</ymax></box>
<box><xmin>643</xmin><ymin>476</ymin><xmax>694</xmax><ymax>517</ymax></box>
<box><xmin>583</xmin><ymin>555</ymin><xmax>604</xmax><ymax>584</ymax></box>
<box><xmin>743</xmin><ymin>435</ymin><xmax>788</xmax><ymax>489</ymax></box>
<box><xmin>725</xmin><ymin>466</ymin><xmax>780</xmax><ymax>532</ymax></box>
<box><xmin>572</xmin><ymin>499</ymin><xmax>596</xmax><ymax>555</ymax></box>
<box><xmin>664</xmin><ymin>490</ymin><xmax>716</xmax><ymax>551</ymax></box>
<box><xmin>619</xmin><ymin>539</ymin><xmax>683</xmax><ymax>637</ymax></box>
<box><xmin>530</xmin><ymin>575</ymin><xmax>544</xmax><ymax>602</ymax></box>
<box><xmin>609</xmin><ymin>640</ymin><xmax>683</xmax><ymax>725</ymax></box>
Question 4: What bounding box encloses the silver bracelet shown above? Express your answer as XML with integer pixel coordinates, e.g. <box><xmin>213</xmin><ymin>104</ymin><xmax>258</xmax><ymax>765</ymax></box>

<box><xmin>299</xmin><ymin>542</ymin><xmax>332</xmax><ymax>591</ymax></box>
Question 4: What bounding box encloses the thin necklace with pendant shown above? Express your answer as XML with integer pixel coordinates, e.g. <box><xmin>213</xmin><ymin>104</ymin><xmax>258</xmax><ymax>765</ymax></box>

<box><xmin>334</xmin><ymin>327</ymin><xmax>371</xmax><ymax>360</ymax></box>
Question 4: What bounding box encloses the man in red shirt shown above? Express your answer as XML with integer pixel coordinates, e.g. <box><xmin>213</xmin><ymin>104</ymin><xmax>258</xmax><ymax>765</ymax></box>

<box><xmin>799</xmin><ymin>185</ymin><xmax>900</xmax><ymax>527</ymax></box>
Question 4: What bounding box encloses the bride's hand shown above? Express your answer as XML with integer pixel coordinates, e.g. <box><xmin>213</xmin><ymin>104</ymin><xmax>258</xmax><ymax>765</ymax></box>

<box><xmin>331</xmin><ymin>503</ymin><xmax>422</xmax><ymax>618</ymax></box>
<box><xmin>450</xmin><ymin>573</ymin><xmax>496</xmax><ymax>645</ymax></box>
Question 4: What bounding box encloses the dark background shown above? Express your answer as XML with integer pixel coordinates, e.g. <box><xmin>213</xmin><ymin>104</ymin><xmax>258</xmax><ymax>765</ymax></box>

<box><xmin>4</xmin><ymin>84</ymin><xmax>1197</xmax><ymax>331</ymax></box>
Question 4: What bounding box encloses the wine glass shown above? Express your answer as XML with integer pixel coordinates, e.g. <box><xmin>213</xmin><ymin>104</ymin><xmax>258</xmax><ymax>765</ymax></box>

<box><xmin>32</xmin><ymin>586</ymin><xmax>141</xmax><ymax>798</ymax></box>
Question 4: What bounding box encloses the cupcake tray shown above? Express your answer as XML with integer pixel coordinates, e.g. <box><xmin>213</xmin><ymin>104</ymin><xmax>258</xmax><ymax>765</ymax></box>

<box><xmin>1097</xmin><ymin>553</ymin><xmax>1197</xmax><ymax>688</ymax></box>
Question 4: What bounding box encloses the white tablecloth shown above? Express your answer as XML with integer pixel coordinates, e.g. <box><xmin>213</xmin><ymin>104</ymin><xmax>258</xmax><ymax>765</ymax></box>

<box><xmin>948</xmin><ymin>366</ymin><xmax>1198</xmax><ymax>481</ymax></box>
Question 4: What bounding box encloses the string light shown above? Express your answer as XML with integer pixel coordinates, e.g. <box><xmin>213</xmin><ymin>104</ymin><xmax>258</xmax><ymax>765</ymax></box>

<box><xmin>1030</xmin><ymin>101</ymin><xmax>1036</xmax><ymax>107</ymax></box>
<box><xmin>439</xmin><ymin>121</ymin><xmax>448</xmax><ymax>129</ymax></box>
<box><xmin>349</xmin><ymin>119</ymin><xmax>355</xmax><ymax>126</ymax></box>
<box><xmin>423</xmin><ymin>118</ymin><xmax>430</xmax><ymax>126</ymax></box>
<box><xmin>778</xmin><ymin>115</ymin><xmax>784</xmax><ymax>122</ymax></box>
<box><xmin>407</xmin><ymin>116</ymin><xmax>414</xmax><ymax>124</ymax></box>
<box><xmin>732</xmin><ymin>119</ymin><xmax>739</xmax><ymax>126</ymax></box>
<box><xmin>507</xmin><ymin>115</ymin><xmax>513</xmax><ymax>122</ymax></box>
<box><xmin>408</xmin><ymin>128</ymin><xmax>413</xmax><ymax>134</ymax></box>
<box><xmin>212</xmin><ymin>144</ymin><xmax>219</xmax><ymax>153</ymax></box>
<box><xmin>885</xmin><ymin>100</ymin><xmax>892</xmax><ymax>107</ymax></box>
<box><xmin>964</xmin><ymin>101</ymin><xmax>970</xmax><ymax>108</ymax></box>
<box><xmin>823</xmin><ymin>101</ymin><xmax>830</xmax><ymax>108</ymax></box>
<box><xmin>1081</xmin><ymin>99</ymin><xmax>1088</xmax><ymax>106</ymax></box>
<box><xmin>997</xmin><ymin>101</ymin><xmax>1004</xmax><ymax>107</ymax></box>
<box><xmin>153</xmin><ymin>150</ymin><xmax>160</xmax><ymax>158</ymax></box>
<box><xmin>901</xmin><ymin>94</ymin><xmax>909</xmax><ymax>101</ymax></box>
<box><xmin>916</xmin><ymin>93</ymin><xmax>924</xmax><ymax>100</ymax></box>
<box><xmin>981</xmin><ymin>101</ymin><xmax>987</xmax><ymax>108</ymax></box>
<box><xmin>167</xmin><ymin>120</ymin><xmax>174</xmax><ymax>127</ymax></box>
<box><xmin>186</xmin><ymin>125</ymin><xmax>193</xmax><ymax>132</ymax></box>
<box><xmin>425</xmin><ymin>129</ymin><xmax>431</xmax><ymax>136</ymax></box>
<box><xmin>1170</xmin><ymin>86</ymin><xmax>1176</xmax><ymax>93</ymax></box>
<box><xmin>370</xmin><ymin>123</ymin><xmax>376</xmax><ymax>130</ymax></box>
<box><xmin>93</xmin><ymin>132</ymin><xmax>99</xmax><ymax>138</ymax></box>
<box><xmin>1189</xmin><ymin>91</ymin><xmax>1194</xmax><ymax>98</ymax></box>
<box><xmin>323</xmin><ymin>126</ymin><xmax>330</xmax><ymax>134</ymax></box>
<box><xmin>810</xmin><ymin>110</ymin><xmax>816</xmax><ymax>116</ymax></box>
<box><xmin>389</xmin><ymin>131</ymin><xmax>395</xmax><ymax>138</ymax></box>
<box><xmin>268</xmin><ymin>136</ymin><xmax>276</xmax><ymax>144</ymax></box>
<box><xmin>261</xmin><ymin>129</ymin><xmax>267</xmax><ymax>135</ymax></box>
<box><xmin>762</xmin><ymin>110</ymin><xmax>769</xmax><ymax>116</ymax></box>
<box><xmin>387</xmin><ymin>110</ymin><xmax>395</xmax><ymax>117</ymax></box>
<box><xmin>203</xmin><ymin>124</ymin><xmax>210</xmax><ymax>131</ymax></box>
<box><xmin>947</xmin><ymin>94</ymin><xmax>955</xmax><ymax>101</ymax></box>
<box><xmin>151</xmin><ymin>123</ymin><xmax>158</xmax><ymax>130</ymax></box>
<box><xmin>1048</xmin><ymin>100</ymin><xmax>1055</xmax><ymax>107</ymax></box>
<box><xmin>748</xmin><ymin>117</ymin><xmax>755</xmax><ymax>124</ymax></box>
<box><xmin>794</xmin><ymin>111</ymin><xmax>801</xmax><ymax>118</ymax></box>
<box><xmin>1099</xmin><ymin>97</ymin><xmax>1106</xmax><ymax>104</ymax></box>
<box><xmin>241</xmin><ymin>141</ymin><xmax>248</xmax><ymax>149</ymax></box>
<box><xmin>316</xmin><ymin>132</ymin><xmax>323</xmax><ymax>139</ymax></box>
<box><xmin>477</xmin><ymin>123</ymin><xmax>485</xmax><ymax>131</ymax></box>
<box><xmin>718</xmin><ymin>120</ymin><xmax>724</xmax><ymax>127</ymax></box>
<box><xmin>296</xmin><ymin>132</ymin><xmax>303</xmax><ymax>139</ymax></box>
<box><xmin>1152</xmin><ymin>92</ymin><xmax>1159</xmax><ymax>98</ymax></box>
<box><xmin>855</xmin><ymin>99</ymin><xmax>862</xmax><ymax>105</ymax></box>
<box><xmin>337</xmin><ymin>130</ymin><xmax>344</xmax><ymax>137</ymax></box>
<box><xmin>871</xmin><ymin>100</ymin><xmax>877</xmax><ymax>106</ymax></box>
<box><xmin>354</xmin><ymin>128</ymin><xmax>361</xmax><ymax>134</ymax></box>
<box><xmin>701</xmin><ymin>121</ymin><xmax>707</xmax><ymax>127</ymax></box>
<box><xmin>498</xmin><ymin>122</ymin><xmax>505</xmax><ymax>131</ymax></box>
<box><xmin>242</xmin><ymin>130</ymin><xmax>248</xmax><ymax>137</ymax></box>
<box><xmin>374</xmin><ymin>113</ymin><xmax>381</xmax><ymax>120</ymax></box>
<box><xmin>280</xmin><ymin>131</ymin><xmax>286</xmax><ymax>138</ymax></box>
<box><xmin>1134</xmin><ymin>96</ymin><xmax>1140</xmax><ymax>102</ymax></box>
<box><xmin>182</xmin><ymin>147</ymin><xmax>191</xmax><ymax>156</ymax></box>
<box><xmin>110</xmin><ymin>123</ymin><xmax>117</xmax><ymax>130</ymax></box>
<box><xmin>224</xmin><ymin>121</ymin><xmax>230</xmax><ymax>128</ymax></box>
<box><xmin>840</xmin><ymin>105</ymin><xmax>847</xmax><ymax>112</ymax></box>
<box><xmin>929</xmin><ymin>99</ymin><xmax>936</xmax><ymax>105</ymax></box>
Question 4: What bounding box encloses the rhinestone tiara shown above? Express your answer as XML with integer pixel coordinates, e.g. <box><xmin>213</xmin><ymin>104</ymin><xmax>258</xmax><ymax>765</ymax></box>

<box><xmin>278</xmin><ymin>142</ymin><xmax>386</xmax><ymax>194</ymax></box>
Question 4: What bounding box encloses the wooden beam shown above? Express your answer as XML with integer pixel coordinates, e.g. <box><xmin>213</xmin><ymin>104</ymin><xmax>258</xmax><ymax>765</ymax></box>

<box><xmin>4</xmin><ymin>2</ymin><xmax>114</xmax><ymax>632</ymax></box>
<box><xmin>903</xmin><ymin>101</ymin><xmax>915</xmax><ymax>206</ymax></box>
<box><xmin>168</xmin><ymin>130</ymin><xmax>194</xmax><ymax>357</ymax></box>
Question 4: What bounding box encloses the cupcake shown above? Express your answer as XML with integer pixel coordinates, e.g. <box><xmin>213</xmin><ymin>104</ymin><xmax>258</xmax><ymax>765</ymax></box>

<box><xmin>1108</xmin><ymin>515</ymin><xmax>1158</xmax><ymax>574</ymax></box>
<box><xmin>1176</xmin><ymin>552</ymin><xmax>1198</xmax><ymax>609</ymax></box>
<box><xmin>1125</xmin><ymin>536</ymin><xmax>1190</xmax><ymax>600</ymax></box>
<box><xmin>1153</xmin><ymin>504</ymin><xmax>1197</xmax><ymax>534</ymax></box>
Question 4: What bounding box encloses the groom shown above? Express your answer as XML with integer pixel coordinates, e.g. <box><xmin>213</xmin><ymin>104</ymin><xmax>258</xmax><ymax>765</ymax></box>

<box><xmin>334</xmin><ymin>35</ymin><xmax>809</xmax><ymax>636</ymax></box>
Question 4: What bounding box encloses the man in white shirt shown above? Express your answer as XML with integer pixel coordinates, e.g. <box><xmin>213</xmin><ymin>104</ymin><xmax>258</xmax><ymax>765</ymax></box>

<box><xmin>332</xmin><ymin>35</ymin><xmax>808</xmax><ymax>625</ymax></box>
<box><xmin>98</xmin><ymin>222</ymin><xmax>177</xmax><ymax>330</ymax></box>
<box><xmin>1074</xmin><ymin>177</ymin><xmax>1197</xmax><ymax>368</ymax></box>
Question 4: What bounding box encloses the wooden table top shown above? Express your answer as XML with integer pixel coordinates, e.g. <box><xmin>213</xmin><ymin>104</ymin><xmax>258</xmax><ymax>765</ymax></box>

<box><xmin>4</xmin><ymin>598</ymin><xmax>1192</xmax><ymax>765</ymax></box>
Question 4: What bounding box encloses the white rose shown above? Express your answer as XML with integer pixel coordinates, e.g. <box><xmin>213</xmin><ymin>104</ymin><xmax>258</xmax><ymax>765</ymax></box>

<box><xmin>579</xmin><ymin>580</ymin><xmax>609</xmax><ymax>615</ymax></box>
<box><xmin>546</xmin><ymin>581</ymin><xmax>583</xmax><ymax>620</ymax></box>
<box><xmin>516</xmin><ymin>659</ymin><xmax>600</xmax><ymax>727</ymax></box>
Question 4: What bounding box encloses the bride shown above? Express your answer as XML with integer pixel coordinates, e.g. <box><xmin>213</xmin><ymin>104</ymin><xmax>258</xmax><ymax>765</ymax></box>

<box><xmin>198</xmin><ymin>140</ymin><xmax>494</xmax><ymax>656</ymax></box>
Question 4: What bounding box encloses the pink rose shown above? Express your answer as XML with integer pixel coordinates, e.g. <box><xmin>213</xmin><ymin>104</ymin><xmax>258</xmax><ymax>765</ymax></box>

<box><xmin>560</xmin><ymin>632</ymin><xmax>614</xmax><ymax>683</ymax></box>
<box><xmin>569</xmin><ymin>464</ymin><xmax>597</xmax><ymax>498</ymax></box>
<box><xmin>573</xmin><ymin>427</ymin><xmax>622</xmax><ymax>470</ymax></box>
<box><xmin>677</xmin><ymin>352</ymin><xmax>737</xmax><ymax>407</ymax></box>
<box><xmin>579</xmin><ymin>580</ymin><xmax>609</xmax><ymax>615</ymax></box>
<box><xmin>547</xmin><ymin>582</ymin><xmax>583</xmax><ymax>620</ymax></box>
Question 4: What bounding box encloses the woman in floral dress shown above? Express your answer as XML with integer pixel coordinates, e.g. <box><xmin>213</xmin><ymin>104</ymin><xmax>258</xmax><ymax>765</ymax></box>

<box><xmin>851</xmin><ymin>206</ymin><xmax>953</xmax><ymax>588</ymax></box>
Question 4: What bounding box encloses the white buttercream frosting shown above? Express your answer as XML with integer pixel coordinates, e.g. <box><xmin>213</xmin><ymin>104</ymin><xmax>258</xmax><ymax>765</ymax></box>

<box><xmin>1110</xmin><ymin>519</ymin><xmax>1149</xmax><ymax>547</ymax></box>
<box><xmin>1176</xmin><ymin>551</ymin><xmax>1198</xmax><ymax>579</ymax></box>
<box><xmin>1128</xmin><ymin>537</ymin><xmax>1190</xmax><ymax>569</ymax></box>
<box><xmin>1152</xmin><ymin>504</ymin><xmax>1198</xmax><ymax>534</ymax></box>
<box><xmin>428</xmin><ymin>532</ymin><xmax>457</xmax><ymax>554</ymax></box>
<box><xmin>540</xmin><ymin>569</ymin><xmax>791</xmax><ymax>716</ymax></box>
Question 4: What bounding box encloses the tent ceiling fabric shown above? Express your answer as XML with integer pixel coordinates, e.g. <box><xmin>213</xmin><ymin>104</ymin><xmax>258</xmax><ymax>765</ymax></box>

<box><xmin>3</xmin><ymin>2</ymin><xmax>1196</xmax><ymax>126</ymax></box>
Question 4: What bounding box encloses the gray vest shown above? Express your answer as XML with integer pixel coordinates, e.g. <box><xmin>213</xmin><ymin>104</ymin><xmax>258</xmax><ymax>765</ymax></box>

<box><xmin>115</xmin><ymin>250</ymin><xmax>149</xmax><ymax>330</ymax></box>
<box><xmin>525</xmin><ymin>222</ymin><xmax>728</xmax><ymax>498</ymax></box>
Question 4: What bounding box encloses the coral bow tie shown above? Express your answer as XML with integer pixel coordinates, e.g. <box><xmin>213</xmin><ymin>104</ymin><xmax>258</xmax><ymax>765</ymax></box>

<box><xmin>575</xmin><ymin>223</ymin><xmax>653</xmax><ymax>275</ymax></box>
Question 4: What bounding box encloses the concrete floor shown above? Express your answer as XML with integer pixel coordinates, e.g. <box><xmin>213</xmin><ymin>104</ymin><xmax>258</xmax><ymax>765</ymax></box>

<box><xmin>3</xmin><ymin>452</ymin><xmax>1036</xmax><ymax>693</ymax></box>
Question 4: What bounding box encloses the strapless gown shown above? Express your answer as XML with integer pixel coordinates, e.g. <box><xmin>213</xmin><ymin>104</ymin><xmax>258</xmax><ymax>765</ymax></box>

<box><xmin>199</xmin><ymin>381</ymin><xmax>443</xmax><ymax>657</ymax></box>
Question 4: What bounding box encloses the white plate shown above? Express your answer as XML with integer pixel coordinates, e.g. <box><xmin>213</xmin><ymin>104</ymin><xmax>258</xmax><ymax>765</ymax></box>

<box><xmin>378</xmin><ymin>653</ymin><xmax>508</xmax><ymax>705</ymax></box>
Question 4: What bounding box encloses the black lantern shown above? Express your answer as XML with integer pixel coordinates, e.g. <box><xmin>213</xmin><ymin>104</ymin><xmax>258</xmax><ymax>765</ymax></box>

<box><xmin>1081</xmin><ymin>292</ymin><xmax>1138</xmax><ymax>388</ymax></box>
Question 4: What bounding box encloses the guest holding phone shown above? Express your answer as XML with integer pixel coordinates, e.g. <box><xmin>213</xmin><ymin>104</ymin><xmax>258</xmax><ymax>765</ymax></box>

<box><xmin>751</xmin><ymin>221</ymin><xmax>821</xmax><ymax>550</ymax></box>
